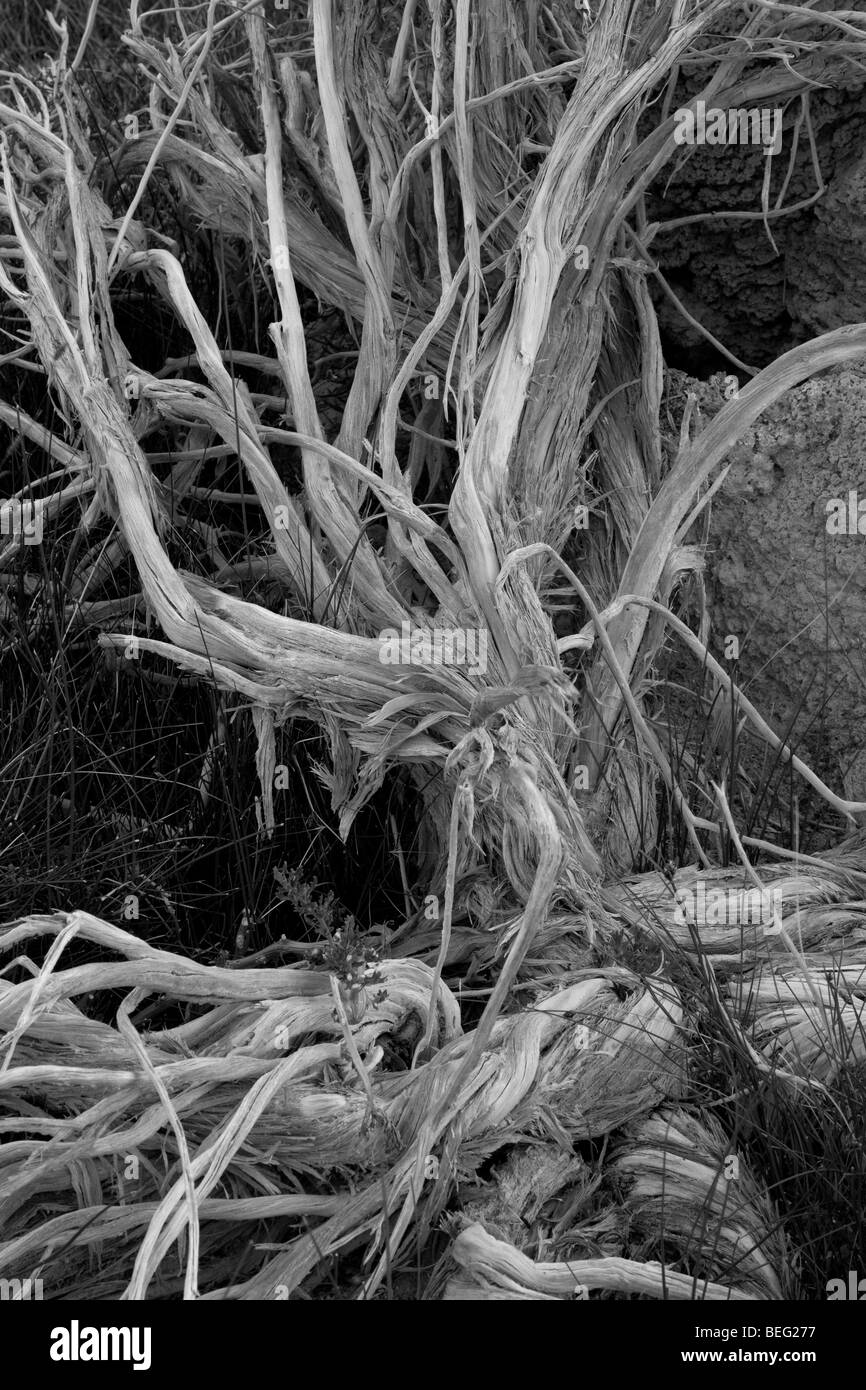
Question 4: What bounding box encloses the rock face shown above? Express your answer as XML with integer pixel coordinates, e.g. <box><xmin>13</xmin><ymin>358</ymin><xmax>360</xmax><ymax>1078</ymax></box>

<box><xmin>683</xmin><ymin>365</ymin><xmax>866</xmax><ymax>812</ymax></box>
<box><xmin>786</xmin><ymin>147</ymin><xmax>866</xmax><ymax>338</ymax></box>
<box><xmin>648</xmin><ymin>58</ymin><xmax>866</xmax><ymax>370</ymax></box>
<box><xmin>645</xmin><ymin>32</ymin><xmax>866</xmax><ymax>825</ymax></box>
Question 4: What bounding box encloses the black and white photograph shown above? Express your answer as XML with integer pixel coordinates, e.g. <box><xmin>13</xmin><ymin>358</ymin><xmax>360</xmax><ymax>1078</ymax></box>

<box><xmin>0</xmin><ymin>0</ymin><xmax>864</xmax><ymax>1354</ymax></box>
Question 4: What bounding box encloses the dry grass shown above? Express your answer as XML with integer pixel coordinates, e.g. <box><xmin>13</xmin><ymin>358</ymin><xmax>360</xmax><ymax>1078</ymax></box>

<box><xmin>0</xmin><ymin>0</ymin><xmax>865</xmax><ymax>1300</ymax></box>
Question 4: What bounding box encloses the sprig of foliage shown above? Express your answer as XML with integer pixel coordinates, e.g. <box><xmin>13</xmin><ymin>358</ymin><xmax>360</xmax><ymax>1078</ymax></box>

<box><xmin>273</xmin><ymin>863</ymin><xmax>386</xmax><ymax>1008</ymax></box>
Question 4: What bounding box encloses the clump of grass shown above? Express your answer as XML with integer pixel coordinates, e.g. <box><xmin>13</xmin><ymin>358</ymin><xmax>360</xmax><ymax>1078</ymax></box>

<box><xmin>2</xmin><ymin>0</ymin><xmax>866</xmax><ymax>1304</ymax></box>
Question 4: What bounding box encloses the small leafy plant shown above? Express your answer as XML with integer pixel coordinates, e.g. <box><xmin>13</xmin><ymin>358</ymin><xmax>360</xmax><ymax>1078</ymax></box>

<box><xmin>273</xmin><ymin>863</ymin><xmax>387</xmax><ymax>1021</ymax></box>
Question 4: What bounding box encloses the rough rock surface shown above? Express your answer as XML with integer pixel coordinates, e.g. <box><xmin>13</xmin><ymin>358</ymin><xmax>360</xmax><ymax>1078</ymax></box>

<box><xmin>682</xmin><ymin>365</ymin><xmax>866</xmax><ymax>811</ymax></box>
<box><xmin>787</xmin><ymin>146</ymin><xmax>866</xmax><ymax>337</ymax></box>
<box><xmin>643</xmin><ymin>18</ymin><xmax>866</xmax><ymax>826</ymax></box>
<box><xmin>648</xmin><ymin>53</ymin><xmax>866</xmax><ymax>370</ymax></box>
